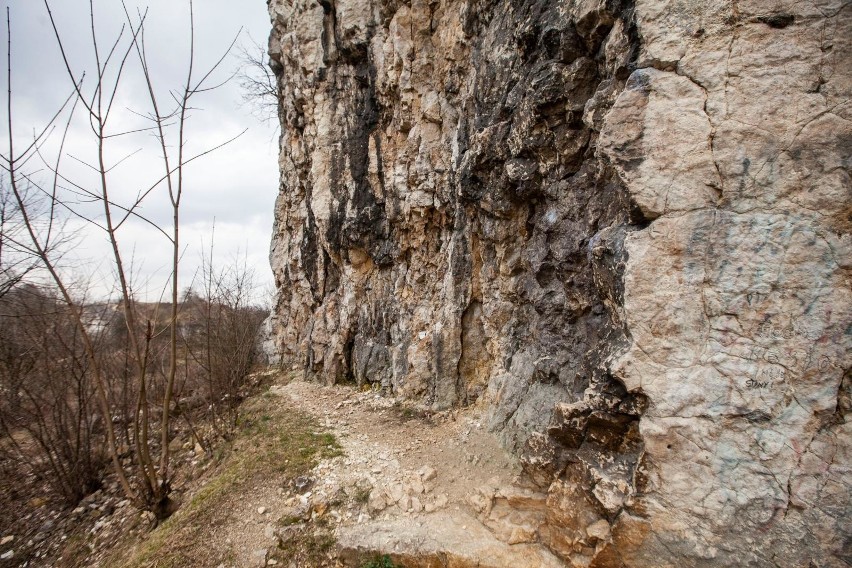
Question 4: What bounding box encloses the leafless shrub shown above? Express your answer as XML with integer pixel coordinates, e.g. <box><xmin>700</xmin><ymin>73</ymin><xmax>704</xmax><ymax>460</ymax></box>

<box><xmin>177</xmin><ymin>242</ymin><xmax>266</xmax><ymax>439</ymax></box>
<box><xmin>0</xmin><ymin>284</ymin><xmax>105</xmax><ymax>504</ymax></box>
<box><xmin>237</xmin><ymin>38</ymin><xmax>280</xmax><ymax>124</ymax></box>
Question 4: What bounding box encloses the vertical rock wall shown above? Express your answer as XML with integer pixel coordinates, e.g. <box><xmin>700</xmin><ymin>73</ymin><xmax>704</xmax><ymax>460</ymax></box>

<box><xmin>266</xmin><ymin>0</ymin><xmax>851</xmax><ymax>565</ymax></box>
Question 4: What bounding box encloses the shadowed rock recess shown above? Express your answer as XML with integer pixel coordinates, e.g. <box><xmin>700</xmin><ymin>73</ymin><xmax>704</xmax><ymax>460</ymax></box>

<box><xmin>265</xmin><ymin>0</ymin><xmax>851</xmax><ymax>565</ymax></box>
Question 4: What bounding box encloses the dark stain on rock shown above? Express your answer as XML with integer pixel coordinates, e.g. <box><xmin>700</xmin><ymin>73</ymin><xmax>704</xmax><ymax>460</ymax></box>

<box><xmin>271</xmin><ymin>0</ymin><xmax>650</xmax><ymax>562</ymax></box>
<box><xmin>757</xmin><ymin>13</ymin><xmax>795</xmax><ymax>29</ymax></box>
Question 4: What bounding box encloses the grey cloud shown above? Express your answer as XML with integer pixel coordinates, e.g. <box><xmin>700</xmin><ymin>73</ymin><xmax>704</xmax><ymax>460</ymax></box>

<box><xmin>2</xmin><ymin>0</ymin><xmax>277</xmax><ymax>299</ymax></box>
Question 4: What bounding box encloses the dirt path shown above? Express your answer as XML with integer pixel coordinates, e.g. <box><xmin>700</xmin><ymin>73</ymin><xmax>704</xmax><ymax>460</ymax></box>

<box><xmin>103</xmin><ymin>375</ymin><xmax>563</xmax><ymax>568</ymax></box>
<box><xmin>272</xmin><ymin>379</ymin><xmax>563</xmax><ymax>567</ymax></box>
<box><xmin>280</xmin><ymin>379</ymin><xmax>517</xmax><ymax>514</ymax></box>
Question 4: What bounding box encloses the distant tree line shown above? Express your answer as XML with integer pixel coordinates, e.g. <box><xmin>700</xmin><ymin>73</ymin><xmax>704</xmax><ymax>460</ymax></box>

<box><xmin>0</xmin><ymin>279</ymin><xmax>266</xmax><ymax>507</ymax></box>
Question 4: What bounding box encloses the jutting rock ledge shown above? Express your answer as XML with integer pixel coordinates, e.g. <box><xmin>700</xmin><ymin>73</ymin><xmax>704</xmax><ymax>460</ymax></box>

<box><xmin>263</xmin><ymin>0</ymin><xmax>851</xmax><ymax>565</ymax></box>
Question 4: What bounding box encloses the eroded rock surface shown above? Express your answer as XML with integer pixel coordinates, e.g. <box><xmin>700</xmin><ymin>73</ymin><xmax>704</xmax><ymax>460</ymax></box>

<box><xmin>266</xmin><ymin>0</ymin><xmax>851</xmax><ymax>565</ymax></box>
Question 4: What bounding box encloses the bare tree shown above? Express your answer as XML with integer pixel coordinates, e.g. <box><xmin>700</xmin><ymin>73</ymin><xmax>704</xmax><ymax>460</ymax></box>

<box><xmin>1</xmin><ymin>1</ymin><xmax>240</xmax><ymax>520</ymax></box>
<box><xmin>0</xmin><ymin>180</ymin><xmax>30</xmax><ymax>297</ymax></box>
<box><xmin>237</xmin><ymin>38</ymin><xmax>280</xmax><ymax>124</ymax></box>
<box><xmin>0</xmin><ymin>105</ymin><xmax>71</xmax><ymax>298</ymax></box>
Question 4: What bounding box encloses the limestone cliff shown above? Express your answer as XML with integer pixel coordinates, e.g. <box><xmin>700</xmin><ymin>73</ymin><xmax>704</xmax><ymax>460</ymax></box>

<box><xmin>265</xmin><ymin>0</ymin><xmax>851</xmax><ymax>565</ymax></box>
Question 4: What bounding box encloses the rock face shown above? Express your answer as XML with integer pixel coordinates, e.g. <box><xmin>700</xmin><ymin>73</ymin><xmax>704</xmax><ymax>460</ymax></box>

<box><xmin>265</xmin><ymin>0</ymin><xmax>851</xmax><ymax>566</ymax></box>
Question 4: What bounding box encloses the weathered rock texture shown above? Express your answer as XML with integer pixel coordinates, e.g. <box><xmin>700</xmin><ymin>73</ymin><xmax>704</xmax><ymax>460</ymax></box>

<box><xmin>266</xmin><ymin>0</ymin><xmax>851</xmax><ymax>565</ymax></box>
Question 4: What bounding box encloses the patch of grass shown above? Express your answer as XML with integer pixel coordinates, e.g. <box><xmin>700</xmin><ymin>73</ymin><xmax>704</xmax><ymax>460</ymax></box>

<box><xmin>275</xmin><ymin>528</ymin><xmax>336</xmax><ymax>567</ymax></box>
<box><xmin>391</xmin><ymin>401</ymin><xmax>432</xmax><ymax>424</ymax></box>
<box><xmin>108</xmin><ymin>384</ymin><xmax>343</xmax><ymax>568</ymax></box>
<box><xmin>361</xmin><ymin>555</ymin><xmax>405</xmax><ymax>568</ymax></box>
<box><xmin>55</xmin><ymin>531</ymin><xmax>91</xmax><ymax>567</ymax></box>
<box><xmin>279</xmin><ymin>512</ymin><xmax>305</xmax><ymax>527</ymax></box>
<box><xmin>354</xmin><ymin>486</ymin><xmax>371</xmax><ymax>505</ymax></box>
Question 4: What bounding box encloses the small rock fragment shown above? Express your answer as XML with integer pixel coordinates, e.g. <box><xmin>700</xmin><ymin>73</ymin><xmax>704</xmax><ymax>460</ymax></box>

<box><xmin>409</xmin><ymin>478</ymin><xmax>425</xmax><ymax>495</ymax></box>
<box><xmin>388</xmin><ymin>483</ymin><xmax>406</xmax><ymax>504</ymax></box>
<box><xmin>586</xmin><ymin>519</ymin><xmax>611</xmax><ymax>541</ymax></box>
<box><xmin>0</xmin><ymin>536</ymin><xmax>13</xmax><ymax>546</ymax></box>
<box><xmin>292</xmin><ymin>476</ymin><xmax>313</xmax><ymax>493</ymax></box>
<box><xmin>467</xmin><ymin>487</ymin><xmax>493</xmax><ymax>514</ymax></box>
<box><xmin>418</xmin><ymin>465</ymin><xmax>438</xmax><ymax>481</ymax></box>
<box><xmin>434</xmin><ymin>494</ymin><xmax>448</xmax><ymax>509</ymax></box>
<box><xmin>312</xmin><ymin>499</ymin><xmax>328</xmax><ymax>517</ymax></box>
<box><xmin>257</xmin><ymin>506</ymin><xmax>267</xmax><ymax>515</ymax></box>
<box><xmin>264</xmin><ymin>524</ymin><xmax>276</xmax><ymax>540</ymax></box>
<box><xmin>251</xmin><ymin>548</ymin><xmax>267</xmax><ymax>567</ymax></box>
<box><xmin>508</xmin><ymin>526</ymin><xmax>537</xmax><ymax>545</ymax></box>
<box><xmin>367</xmin><ymin>490</ymin><xmax>387</xmax><ymax>514</ymax></box>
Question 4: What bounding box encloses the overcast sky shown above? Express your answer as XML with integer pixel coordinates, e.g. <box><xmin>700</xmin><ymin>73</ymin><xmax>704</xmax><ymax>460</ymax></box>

<box><xmin>2</xmin><ymin>0</ymin><xmax>279</xmax><ymax>303</ymax></box>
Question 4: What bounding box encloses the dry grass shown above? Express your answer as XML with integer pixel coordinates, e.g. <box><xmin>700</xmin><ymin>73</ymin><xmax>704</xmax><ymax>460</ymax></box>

<box><xmin>103</xmin><ymin>380</ymin><xmax>341</xmax><ymax>568</ymax></box>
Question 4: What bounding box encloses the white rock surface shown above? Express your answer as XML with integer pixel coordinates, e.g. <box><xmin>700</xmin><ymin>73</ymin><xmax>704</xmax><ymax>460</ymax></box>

<box><xmin>337</xmin><ymin>512</ymin><xmax>564</xmax><ymax>568</ymax></box>
<box><xmin>600</xmin><ymin>2</ymin><xmax>852</xmax><ymax>565</ymax></box>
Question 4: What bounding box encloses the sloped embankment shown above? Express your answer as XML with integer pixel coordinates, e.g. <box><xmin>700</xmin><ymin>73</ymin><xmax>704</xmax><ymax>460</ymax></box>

<box><xmin>103</xmin><ymin>374</ymin><xmax>342</xmax><ymax>568</ymax></box>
